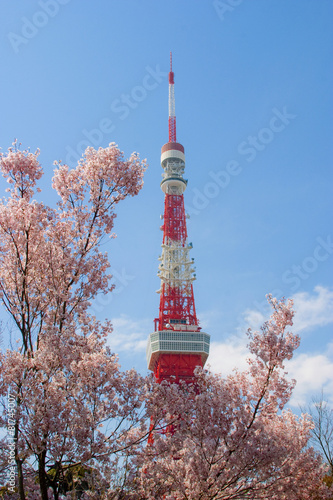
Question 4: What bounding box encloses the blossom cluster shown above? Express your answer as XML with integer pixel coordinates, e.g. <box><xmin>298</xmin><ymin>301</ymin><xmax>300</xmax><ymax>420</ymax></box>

<box><xmin>0</xmin><ymin>143</ymin><xmax>330</xmax><ymax>499</ymax></box>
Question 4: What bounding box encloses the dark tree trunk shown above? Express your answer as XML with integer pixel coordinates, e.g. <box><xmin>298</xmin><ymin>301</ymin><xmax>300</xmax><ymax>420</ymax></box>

<box><xmin>14</xmin><ymin>419</ymin><xmax>25</xmax><ymax>500</ymax></box>
<box><xmin>38</xmin><ymin>449</ymin><xmax>49</xmax><ymax>500</ymax></box>
<box><xmin>16</xmin><ymin>456</ymin><xmax>26</xmax><ymax>500</ymax></box>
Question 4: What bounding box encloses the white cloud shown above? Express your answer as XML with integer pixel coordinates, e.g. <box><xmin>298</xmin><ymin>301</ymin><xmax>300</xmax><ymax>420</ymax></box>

<box><xmin>207</xmin><ymin>338</ymin><xmax>249</xmax><ymax>376</ymax></box>
<box><xmin>292</xmin><ymin>285</ymin><xmax>333</xmax><ymax>333</ymax></box>
<box><xmin>232</xmin><ymin>286</ymin><xmax>333</xmax><ymax>336</ymax></box>
<box><xmin>108</xmin><ymin>314</ymin><xmax>151</xmax><ymax>353</ymax></box>
<box><xmin>208</xmin><ymin>338</ymin><xmax>333</xmax><ymax>408</ymax></box>
<box><xmin>207</xmin><ymin>286</ymin><xmax>333</xmax><ymax>406</ymax></box>
<box><xmin>286</xmin><ymin>346</ymin><xmax>333</xmax><ymax>407</ymax></box>
<box><xmin>239</xmin><ymin>308</ymin><xmax>266</xmax><ymax>333</ymax></box>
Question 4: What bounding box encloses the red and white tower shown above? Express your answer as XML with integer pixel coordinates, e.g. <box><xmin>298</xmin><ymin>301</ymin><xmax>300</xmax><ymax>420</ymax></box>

<box><xmin>147</xmin><ymin>54</ymin><xmax>210</xmax><ymax>383</ymax></box>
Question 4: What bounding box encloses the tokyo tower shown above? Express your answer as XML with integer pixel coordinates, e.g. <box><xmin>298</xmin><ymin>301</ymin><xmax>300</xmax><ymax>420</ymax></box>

<box><xmin>146</xmin><ymin>54</ymin><xmax>210</xmax><ymax>383</ymax></box>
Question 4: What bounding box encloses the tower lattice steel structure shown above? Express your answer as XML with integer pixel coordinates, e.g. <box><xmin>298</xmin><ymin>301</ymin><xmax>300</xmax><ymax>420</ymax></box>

<box><xmin>146</xmin><ymin>54</ymin><xmax>210</xmax><ymax>383</ymax></box>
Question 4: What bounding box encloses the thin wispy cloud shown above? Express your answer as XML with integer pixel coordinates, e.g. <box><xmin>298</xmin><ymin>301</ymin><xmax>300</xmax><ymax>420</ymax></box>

<box><xmin>108</xmin><ymin>315</ymin><xmax>150</xmax><ymax>353</ymax></box>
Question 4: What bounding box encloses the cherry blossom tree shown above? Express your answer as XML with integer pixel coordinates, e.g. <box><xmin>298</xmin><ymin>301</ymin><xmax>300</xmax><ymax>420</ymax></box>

<box><xmin>0</xmin><ymin>142</ymin><xmax>330</xmax><ymax>499</ymax></box>
<box><xmin>0</xmin><ymin>142</ymin><xmax>147</xmax><ymax>500</ymax></box>
<box><xmin>136</xmin><ymin>296</ymin><xmax>330</xmax><ymax>499</ymax></box>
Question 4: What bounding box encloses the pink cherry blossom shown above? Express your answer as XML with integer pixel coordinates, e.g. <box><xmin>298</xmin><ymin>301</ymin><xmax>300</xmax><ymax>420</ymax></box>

<box><xmin>0</xmin><ymin>143</ymin><xmax>147</xmax><ymax>500</ymax></box>
<box><xmin>0</xmin><ymin>143</ymin><xmax>330</xmax><ymax>499</ymax></box>
<box><xmin>136</xmin><ymin>296</ymin><xmax>330</xmax><ymax>499</ymax></box>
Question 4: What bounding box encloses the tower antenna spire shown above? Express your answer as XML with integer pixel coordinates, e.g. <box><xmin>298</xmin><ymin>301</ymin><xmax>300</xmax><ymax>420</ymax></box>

<box><xmin>168</xmin><ymin>51</ymin><xmax>176</xmax><ymax>142</ymax></box>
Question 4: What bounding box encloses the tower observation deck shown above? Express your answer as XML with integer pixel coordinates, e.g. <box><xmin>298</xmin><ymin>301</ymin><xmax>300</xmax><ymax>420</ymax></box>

<box><xmin>146</xmin><ymin>54</ymin><xmax>210</xmax><ymax>383</ymax></box>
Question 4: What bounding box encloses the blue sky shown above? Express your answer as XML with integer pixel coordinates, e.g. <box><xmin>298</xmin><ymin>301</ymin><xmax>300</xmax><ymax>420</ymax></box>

<box><xmin>1</xmin><ymin>0</ymin><xmax>332</xmax><ymax>407</ymax></box>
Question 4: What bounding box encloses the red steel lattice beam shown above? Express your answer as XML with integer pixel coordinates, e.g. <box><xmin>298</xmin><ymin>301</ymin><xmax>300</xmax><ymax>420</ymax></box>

<box><xmin>162</xmin><ymin>194</ymin><xmax>187</xmax><ymax>244</ymax></box>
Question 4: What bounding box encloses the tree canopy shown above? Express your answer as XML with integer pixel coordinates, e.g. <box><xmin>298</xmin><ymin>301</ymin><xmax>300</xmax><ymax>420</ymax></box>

<box><xmin>0</xmin><ymin>143</ymin><xmax>330</xmax><ymax>499</ymax></box>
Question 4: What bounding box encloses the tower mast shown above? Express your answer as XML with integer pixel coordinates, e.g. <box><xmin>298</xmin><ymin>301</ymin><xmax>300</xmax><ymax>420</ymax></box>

<box><xmin>146</xmin><ymin>53</ymin><xmax>210</xmax><ymax>383</ymax></box>
<box><xmin>168</xmin><ymin>52</ymin><xmax>176</xmax><ymax>143</ymax></box>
